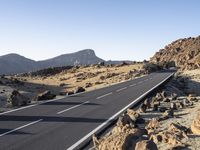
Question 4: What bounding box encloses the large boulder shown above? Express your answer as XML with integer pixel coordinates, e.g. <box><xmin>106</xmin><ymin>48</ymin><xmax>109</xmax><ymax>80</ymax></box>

<box><xmin>9</xmin><ymin>90</ymin><xmax>30</xmax><ymax>106</ymax></box>
<box><xmin>127</xmin><ymin>109</ymin><xmax>140</xmax><ymax>122</ymax></box>
<box><xmin>94</xmin><ymin>125</ymin><xmax>146</xmax><ymax>150</ymax></box>
<box><xmin>36</xmin><ymin>90</ymin><xmax>56</xmax><ymax>101</ymax></box>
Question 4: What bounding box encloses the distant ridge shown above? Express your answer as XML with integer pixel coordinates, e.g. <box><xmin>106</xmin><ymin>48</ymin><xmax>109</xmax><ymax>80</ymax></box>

<box><xmin>38</xmin><ymin>49</ymin><xmax>104</xmax><ymax>68</ymax></box>
<box><xmin>0</xmin><ymin>49</ymin><xmax>104</xmax><ymax>75</ymax></box>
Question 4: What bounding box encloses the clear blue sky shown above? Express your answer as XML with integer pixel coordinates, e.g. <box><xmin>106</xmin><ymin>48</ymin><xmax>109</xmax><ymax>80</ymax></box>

<box><xmin>0</xmin><ymin>0</ymin><xmax>200</xmax><ymax>61</ymax></box>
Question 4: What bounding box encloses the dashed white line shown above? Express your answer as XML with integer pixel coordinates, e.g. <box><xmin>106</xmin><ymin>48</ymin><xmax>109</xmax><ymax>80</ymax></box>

<box><xmin>0</xmin><ymin>104</ymin><xmax>37</xmax><ymax>116</ymax></box>
<box><xmin>0</xmin><ymin>119</ymin><xmax>43</xmax><ymax>137</ymax></box>
<box><xmin>138</xmin><ymin>81</ymin><xmax>143</xmax><ymax>84</ymax></box>
<box><xmin>116</xmin><ymin>87</ymin><xmax>127</xmax><ymax>92</ymax></box>
<box><xmin>57</xmin><ymin>101</ymin><xmax>90</xmax><ymax>114</ymax></box>
<box><xmin>96</xmin><ymin>92</ymin><xmax>113</xmax><ymax>99</ymax></box>
<box><xmin>67</xmin><ymin>73</ymin><xmax>174</xmax><ymax>150</ymax></box>
<box><xmin>129</xmin><ymin>84</ymin><xmax>136</xmax><ymax>87</ymax></box>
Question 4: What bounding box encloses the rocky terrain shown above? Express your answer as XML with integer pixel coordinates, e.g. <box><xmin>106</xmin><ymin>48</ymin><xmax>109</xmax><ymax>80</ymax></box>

<box><xmin>150</xmin><ymin>36</ymin><xmax>200</xmax><ymax>70</ymax></box>
<box><xmin>1</xmin><ymin>36</ymin><xmax>200</xmax><ymax>149</ymax></box>
<box><xmin>91</xmin><ymin>36</ymin><xmax>200</xmax><ymax>150</ymax></box>
<box><xmin>0</xmin><ymin>63</ymin><xmax>145</xmax><ymax>112</ymax></box>
<box><xmin>92</xmin><ymin>70</ymin><xmax>200</xmax><ymax>150</ymax></box>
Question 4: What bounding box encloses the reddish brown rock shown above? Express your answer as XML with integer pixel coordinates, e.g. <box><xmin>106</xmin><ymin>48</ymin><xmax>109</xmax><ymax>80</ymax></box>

<box><xmin>150</xmin><ymin>36</ymin><xmax>200</xmax><ymax>70</ymax></box>
<box><xmin>146</xmin><ymin>118</ymin><xmax>160</xmax><ymax>130</ymax></box>
<box><xmin>127</xmin><ymin>109</ymin><xmax>140</xmax><ymax>122</ymax></box>
<box><xmin>191</xmin><ymin>112</ymin><xmax>200</xmax><ymax>135</ymax></box>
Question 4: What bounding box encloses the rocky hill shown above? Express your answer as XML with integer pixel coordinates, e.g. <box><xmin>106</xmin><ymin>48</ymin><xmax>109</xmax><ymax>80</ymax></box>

<box><xmin>0</xmin><ymin>54</ymin><xmax>38</xmax><ymax>75</ymax></box>
<box><xmin>150</xmin><ymin>36</ymin><xmax>200</xmax><ymax>70</ymax></box>
<box><xmin>0</xmin><ymin>49</ymin><xmax>104</xmax><ymax>75</ymax></box>
<box><xmin>38</xmin><ymin>49</ymin><xmax>104</xmax><ymax>68</ymax></box>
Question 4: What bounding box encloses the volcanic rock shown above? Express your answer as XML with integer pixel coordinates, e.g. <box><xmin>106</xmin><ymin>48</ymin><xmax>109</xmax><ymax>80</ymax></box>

<box><xmin>36</xmin><ymin>90</ymin><xmax>56</xmax><ymax>101</ymax></box>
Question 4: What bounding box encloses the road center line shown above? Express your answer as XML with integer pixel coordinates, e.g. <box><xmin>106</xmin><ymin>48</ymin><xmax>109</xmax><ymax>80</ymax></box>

<box><xmin>116</xmin><ymin>87</ymin><xmax>127</xmax><ymax>92</ymax></box>
<box><xmin>0</xmin><ymin>119</ymin><xmax>43</xmax><ymax>137</ymax></box>
<box><xmin>67</xmin><ymin>73</ymin><xmax>174</xmax><ymax>150</ymax></box>
<box><xmin>138</xmin><ymin>81</ymin><xmax>143</xmax><ymax>84</ymax></box>
<box><xmin>57</xmin><ymin>101</ymin><xmax>90</xmax><ymax>114</ymax></box>
<box><xmin>96</xmin><ymin>92</ymin><xmax>113</xmax><ymax>99</ymax></box>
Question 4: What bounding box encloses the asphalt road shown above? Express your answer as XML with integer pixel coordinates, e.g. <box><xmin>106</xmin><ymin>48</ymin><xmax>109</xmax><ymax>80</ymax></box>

<box><xmin>0</xmin><ymin>72</ymin><xmax>173</xmax><ymax>150</ymax></box>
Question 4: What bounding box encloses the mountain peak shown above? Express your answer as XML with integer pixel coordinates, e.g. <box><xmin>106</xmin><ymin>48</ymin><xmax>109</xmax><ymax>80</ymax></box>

<box><xmin>0</xmin><ymin>49</ymin><xmax>104</xmax><ymax>75</ymax></box>
<box><xmin>1</xmin><ymin>53</ymin><xmax>22</xmax><ymax>58</ymax></box>
<box><xmin>74</xmin><ymin>49</ymin><xmax>96</xmax><ymax>56</ymax></box>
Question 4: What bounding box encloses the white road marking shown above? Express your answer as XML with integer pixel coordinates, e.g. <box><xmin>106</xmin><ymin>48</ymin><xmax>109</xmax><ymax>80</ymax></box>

<box><xmin>0</xmin><ymin>92</ymin><xmax>86</xmax><ymax>116</ymax></box>
<box><xmin>0</xmin><ymin>119</ymin><xmax>43</xmax><ymax>137</ymax></box>
<box><xmin>96</xmin><ymin>92</ymin><xmax>113</xmax><ymax>99</ymax></box>
<box><xmin>129</xmin><ymin>84</ymin><xmax>136</xmax><ymax>87</ymax></box>
<box><xmin>116</xmin><ymin>87</ymin><xmax>127</xmax><ymax>92</ymax></box>
<box><xmin>138</xmin><ymin>81</ymin><xmax>143</xmax><ymax>84</ymax></box>
<box><xmin>66</xmin><ymin>73</ymin><xmax>174</xmax><ymax>150</ymax></box>
<box><xmin>0</xmin><ymin>75</ymin><xmax>149</xmax><ymax>115</ymax></box>
<box><xmin>57</xmin><ymin>101</ymin><xmax>90</xmax><ymax>114</ymax></box>
<box><xmin>0</xmin><ymin>96</ymin><xmax>68</xmax><ymax>116</ymax></box>
<box><xmin>0</xmin><ymin>104</ymin><xmax>37</xmax><ymax>116</ymax></box>
<box><xmin>150</xmin><ymin>77</ymin><xmax>153</xmax><ymax>80</ymax></box>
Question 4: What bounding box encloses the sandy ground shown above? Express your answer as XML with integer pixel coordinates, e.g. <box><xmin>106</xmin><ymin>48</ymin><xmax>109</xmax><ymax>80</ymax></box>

<box><xmin>0</xmin><ymin>64</ymin><xmax>144</xmax><ymax>111</ymax></box>
<box><xmin>181</xmin><ymin>69</ymin><xmax>200</xmax><ymax>95</ymax></box>
<box><xmin>160</xmin><ymin>101</ymin><xmax>200</xmax><ymax>150</ymax></box>
<box><xmin>19</xmin><ymin>64</ymin><xmax>143</xmax><ymax>92</ymax></box>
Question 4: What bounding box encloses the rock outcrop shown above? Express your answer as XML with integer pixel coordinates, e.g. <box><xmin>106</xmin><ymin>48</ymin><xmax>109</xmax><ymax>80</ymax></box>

<box><xmin>93</xmin><ymin>125</ymin><xmax>147</xmax><ymax>150</ymax></box>
<box><xmin>9</xmin><ymin>90</ymin><xmax>30</xmax><ymax>106</ymax></box>
<box><xmin>150</xmin><ymin>36</ymin><xmax>200</xmax><ymax>70</ymax></box>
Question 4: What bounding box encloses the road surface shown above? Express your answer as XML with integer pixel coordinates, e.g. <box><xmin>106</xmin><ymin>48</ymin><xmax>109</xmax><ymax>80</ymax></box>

<box><xmin>0</xmin><ymin>72</ymin><xmax>173</xmax><ymax>150</ymax></box>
